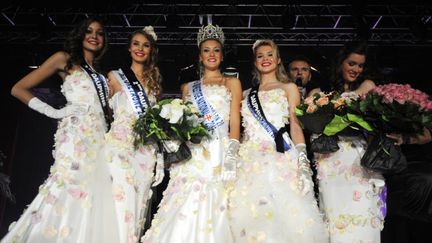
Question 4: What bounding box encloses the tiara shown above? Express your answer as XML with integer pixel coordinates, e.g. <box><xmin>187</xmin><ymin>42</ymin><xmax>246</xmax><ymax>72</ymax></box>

<box><xmin>143</xmin><ymin>25</ymin><xmax>157</xmax><ymax>41</ymax></box>
<box><xmin>252</xmin><ymin>39</ymin><xmax>266</xmax><ymax>52</ymax></box>
<box><xmin>197</xmin><ymin>24</ymin><xmax>225</xmax><ymax>47</ymax></box>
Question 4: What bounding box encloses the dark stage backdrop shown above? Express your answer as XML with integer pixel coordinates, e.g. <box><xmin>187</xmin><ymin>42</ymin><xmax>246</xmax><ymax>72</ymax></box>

<box><xmin>0</xmin><ymin>42</ymin><xmax>430</xmax><ymax>236</ymax></box>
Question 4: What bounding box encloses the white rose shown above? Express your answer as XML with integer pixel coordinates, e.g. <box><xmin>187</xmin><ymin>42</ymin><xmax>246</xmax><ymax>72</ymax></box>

<box><xmin>186</xmin><ymin>114</ymin><xmax>200</xmax><ymax>127</ymax></box>
<box><xmin>159</xmin><ymin>102</ymin><xmax>184</xmax><ymax>124</ymax></box>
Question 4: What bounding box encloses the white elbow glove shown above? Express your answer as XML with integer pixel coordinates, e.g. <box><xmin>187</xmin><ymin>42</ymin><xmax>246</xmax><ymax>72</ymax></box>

<box><xmin>28</xmin><ymin>97</ymin><xmax>88</xmax><ymax>119</ymax></box>
<box><xmin>295</xmin><ymin>143</ymin><xmax>313</xmax><ymax>196</ymax></box>
<box><xmin>152</xmin><ymin>153</ymin><xmax>165</xmax><ymax>187</ymax></box>
<box><xmin>221</xmin><ymin>138</ymin><xmax>240</xmax><ymax>181</ymax></box>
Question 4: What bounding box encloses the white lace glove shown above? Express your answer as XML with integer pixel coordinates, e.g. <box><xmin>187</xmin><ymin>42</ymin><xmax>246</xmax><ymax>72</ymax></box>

<box><xmin>221</xmin><ymin>138</ymin><xmax>240</xmax><ymax>181</ymax></box>
<box><xmin>152</xmin><ymin>153</ymin><xmax>165</xmax><ymax>187</ymax></box>
<box><xmin>28</xmin><ymin>97</ymin><xmax>89</xmax><ymax>119</ymax></box>
<box><xmin>295</xmin><ymin>143</ymin><xmax>313</xmax><ymax>196</ymax></box>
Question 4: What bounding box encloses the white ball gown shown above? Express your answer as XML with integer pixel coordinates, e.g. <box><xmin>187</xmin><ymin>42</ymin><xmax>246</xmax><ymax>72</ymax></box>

<box><xmin>1</xmin><ymin>70</ymin><xmax>120</xmax><ymax>243</ymax></box>
<box><xmin>141</xmin><ymin>83</ymin><xmax>233</xmax><ymax>243</ymax></box>
<box><xmin>105</xmin><ymin>71</ymin><xmax>157</xmax><ymax>243</ymax></box>
<box><xmin>314</xmin><ymin>133</ymin><xmax>386</xmax><ymax>242</ymax></box>
<box><xmin>228</xmin><ymin>88</ymin><xmax>329</xmax><ymax>243</ymax></box>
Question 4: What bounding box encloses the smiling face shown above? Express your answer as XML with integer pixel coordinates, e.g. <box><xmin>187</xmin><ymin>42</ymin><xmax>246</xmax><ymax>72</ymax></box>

<box><xmin>254</xmin><ymin>44</ymin><xmax>280</xmax><ymax>75</ymax></box>
<box><xmin>82</xmin><ymin>21</ymin><xmax>105</xmax><ymax>53</ymax></box>
<box><xmin>129</xmin><ymin>33</ymin><xmax>151</xmax><ymax>64</ymax></box>
<box><xmin>199</xmin><ymin>39</ymin><xmax>223</xmax><ymax>71</ymax></box>
<box><xmin>341</xmin><ymin>53</ymin><xmax>366</xmax><ymax>82</ymax></box>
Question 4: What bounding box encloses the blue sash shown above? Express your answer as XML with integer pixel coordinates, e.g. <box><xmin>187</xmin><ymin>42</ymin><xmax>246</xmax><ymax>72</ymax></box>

<box><xmin>81</xmin><ymin>63</ymin><xmax>112</xmax><ymax>126</ymax></box>
<box><xmin>115</xmin><ymin>68</ymin><xmax>150</xmax><ymax>117</ymax></box>
<box><xmin>247</xmin><ymin>86</ymin><xmax>291</xmax><ymax>152</ymax></box>
<box><xmin>189</xmin><ymin>80</ymin><xmax>224</xmax><ymax>130</ymax></box>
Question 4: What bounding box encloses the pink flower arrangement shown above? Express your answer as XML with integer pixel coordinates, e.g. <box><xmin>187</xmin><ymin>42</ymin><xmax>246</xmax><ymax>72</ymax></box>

<box><xmin>349</xmin><ymin>83</ymin><xmax>432</xmax><ymax>134</ymax></box>
<box><xmin>372</xmin><ymin>83</ymin><xmax>432</xmax><ymax>111</ymax></box>
<box><xmin>296</xmin><ymin>91</ymin><xmax>356</xmax><ymax>134</ymax></box>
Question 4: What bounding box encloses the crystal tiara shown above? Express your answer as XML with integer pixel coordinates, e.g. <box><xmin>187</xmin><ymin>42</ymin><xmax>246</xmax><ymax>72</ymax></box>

<box><xmin>197</xmin><ymin>24</ymin><xmax>225</xmax><ymax>47</ymax></box>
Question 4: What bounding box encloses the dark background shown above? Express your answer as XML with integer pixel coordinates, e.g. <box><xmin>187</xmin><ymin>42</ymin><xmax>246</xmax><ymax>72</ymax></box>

<box><xmin>0</xmin><ymin>0</ymin><xmax>431</xmax><ymax>237</ymax></box>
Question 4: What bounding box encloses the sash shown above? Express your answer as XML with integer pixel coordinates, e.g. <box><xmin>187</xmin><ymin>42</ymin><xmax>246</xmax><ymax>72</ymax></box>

<box><xmin>247</xmin><ymin>86</ymin><xmax>291</xmax><ymax>153</ymax></box>
<box><xmin>81</xmin><ymin>62</ymin><xmax>112</xmax><ymax>126</ymax></box>
<box><xmin>115</xmin><ymin>68</ymin><xmax>150</xmax><ymax>117</ymax></box>
<box><xmin>189</xmin><ymin>80</ymin><xmax>224</xmax><ymax>130</ymax></box>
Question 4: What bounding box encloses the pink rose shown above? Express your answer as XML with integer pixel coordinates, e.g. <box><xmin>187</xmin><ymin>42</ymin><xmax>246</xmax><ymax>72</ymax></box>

<box><xmin>353</xmin><ymin>190</ymin><xmax>362</xmax><ymax>201</ymax></box>
<box><xmin>316</xmin><ymin>96</ymin><xmax>329</xmax><ymax>106</ymax></box>
<box><xmin>124</xmin><ymin>211</ymin><xmax>134</xmax><ymax>223</ymax></box>
<box><xmin>306</xmin><ymin>104</ymin><xmax>317</xmax><ymax>113</ymax></box>
<box><xmin>68</xmin><ymin>188</ymin><xmax>87</xmax><ymax>199</ymax></box>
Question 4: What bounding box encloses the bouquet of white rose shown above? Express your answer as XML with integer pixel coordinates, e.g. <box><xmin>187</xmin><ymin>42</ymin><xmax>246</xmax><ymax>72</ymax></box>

<box><xmin>133</xmin><ymin>98</ymin><xmax>211</xmax><ymax>164</ymax></box>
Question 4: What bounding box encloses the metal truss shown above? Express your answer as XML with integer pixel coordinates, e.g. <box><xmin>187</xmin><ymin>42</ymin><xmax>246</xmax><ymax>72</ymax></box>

<box><xmin>1</xmin><ymin>1</ymin><xmax>431</xmax><ymax>46</ymax></box>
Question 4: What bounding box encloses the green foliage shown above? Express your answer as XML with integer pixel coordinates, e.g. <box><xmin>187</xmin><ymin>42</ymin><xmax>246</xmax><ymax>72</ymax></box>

<box><xmin>132</xmin><ymin>98</ymin><xmax>211</xmax><ymax>149</ymax></box>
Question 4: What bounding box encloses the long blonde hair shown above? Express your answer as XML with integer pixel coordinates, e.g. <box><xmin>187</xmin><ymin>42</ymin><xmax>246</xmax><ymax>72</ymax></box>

<box><xmin>251</xmin><ymin>39</ymin><xmax>290</xmax><ymax>84</ymax></box>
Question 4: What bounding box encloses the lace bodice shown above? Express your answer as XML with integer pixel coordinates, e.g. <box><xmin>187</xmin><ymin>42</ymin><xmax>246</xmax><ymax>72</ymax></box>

<box><xmin>241</xmin><ymin>88</ymin><xmax>289</xmax><ymax>142</ymax></box>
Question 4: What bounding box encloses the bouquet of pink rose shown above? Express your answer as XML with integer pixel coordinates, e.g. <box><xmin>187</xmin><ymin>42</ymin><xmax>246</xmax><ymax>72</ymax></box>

<box><xmin>295</xmin><ymin>91</ymin><xmax>339</xmax><ymax>134</ymax></box>
<box><xmin>296</xmin><ymin>91</ymin><xmax>373</xmax><ymax>153</ymax></box>
<box><xmin>349</xmin><ymin>83</ymin><xmax>432</xmax><ymax>135</ymax></box>
<box><xmin>348</xmin><ymin>83</ymin><xmax>432</xmax><ymax>174</ymax></box>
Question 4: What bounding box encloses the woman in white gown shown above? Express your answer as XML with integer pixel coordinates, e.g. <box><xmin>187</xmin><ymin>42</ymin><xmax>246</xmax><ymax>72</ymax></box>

<box><xmin>141</xmin><ymin>23</ymin><xmax>242</xmax><ymax>243</ymax></box>
<box><xmin>105</xmin><ymin>26</ymin><xmax>162</xmax><ymax>243</ymax></box>
<box><xmin>2</xmin><ymin>18</ymin><xmax>120</xmax><ymax>242</ymax></box>
<box><xmin>228</xmin><ymin>39</ymin><xmax>328</xmax><ymax>243</ymax></box>
<box><xmin>311</xmin><ymin>41</ymin><xmax>386</xmax><ymax>243</ymax></box>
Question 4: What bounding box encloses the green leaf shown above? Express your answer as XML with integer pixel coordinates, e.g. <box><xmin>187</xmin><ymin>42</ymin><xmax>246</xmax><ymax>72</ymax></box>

<box><xmin>323</xmin><ymin>115</ymin><xmax>350</xmax><ymax>136</ymax></box>
<box><xmin>346</xmin><ymin>113</ymin><xmax>373</xmax><ymax>132</ymax></box>
<box><xmin>295</xmin><ymin>107</ymin><xmax>304</xmax><ymax>116</ymax></box>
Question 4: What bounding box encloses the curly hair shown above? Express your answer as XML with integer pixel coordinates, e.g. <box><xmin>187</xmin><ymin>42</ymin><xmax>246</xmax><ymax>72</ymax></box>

<box><xmin>64</xmin><ymin>17</ymin><xmax>108</xmax><ymax>73</ymax></box>
<box><xmin>330</xmin><ymin>41</ymin><xmax>369</xmax><ymax>93</ymax></box>
<box><xmin>251</xmin><ymin>39</ymin><xmax>290</xmax><ymax>84</ymax></box>
<box><xmin>128</xmin><ymin>29</ymin><xmax>162</xmax><ymax>98</ymax></box>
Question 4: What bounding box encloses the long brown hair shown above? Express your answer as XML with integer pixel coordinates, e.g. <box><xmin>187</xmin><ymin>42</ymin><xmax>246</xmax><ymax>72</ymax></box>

<box><xmin>252</xmin><ymin>39</ymin><xmax>290</xmax><ymax>84</ymax></box>
<box><xmin>64</xmin><ymin>17</ymin><xmax>108</xmax><ymax>72</ymax></box>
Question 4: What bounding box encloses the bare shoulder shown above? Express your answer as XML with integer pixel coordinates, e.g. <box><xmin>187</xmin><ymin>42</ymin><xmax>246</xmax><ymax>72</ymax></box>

<box><xmin>180</xmin><ymin>81</ymin><xmax>190</xmax><ymax>91</ymax></box>
<box><xmin>44</xmin><ymin>51</ymin><xmax>70</xmax><ymax>70</ymax></box>
<box><xmin>225</xmin><ymin>76</ymin><xmax>241</xmax><ymax>85</ymax></box>
<box><xmin>281</xmin><ymin>82</ymin><xmax>297</xmax><ymax>93</ymax></box>
<box><xmin>357</xmin><ymin>79</ymin><xmax>376</xmax><ymax>95</ymax></box>
<box><xmin>107</xmin><ymin>71</ymin><xmax>119</xmax><ymax>84</ymax></box>
<box><xmin>225</xmin><ymin>77</ymin><xmax>242</xmax><ymax>95</ymax></box>
<box><xmin>50</xmin><ymin>51</ymin><xmax>69</xmax><ymax>64</ymax></box>
<box><xmin>106</xmin><ymin>70</ymin><xmax>122</xmax><ymax>95</ymax></box>
<box><xmin>180</xmin><ymin>82</ymin><xmax>190</xmax><ymax>99</ymax></box>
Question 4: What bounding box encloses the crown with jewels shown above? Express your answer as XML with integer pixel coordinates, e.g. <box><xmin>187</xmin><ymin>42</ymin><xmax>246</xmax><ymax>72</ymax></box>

<box><xmin>197</xmin><ymin>24</ymin><xmax>225</xmax><ymax>47</ymax></box>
